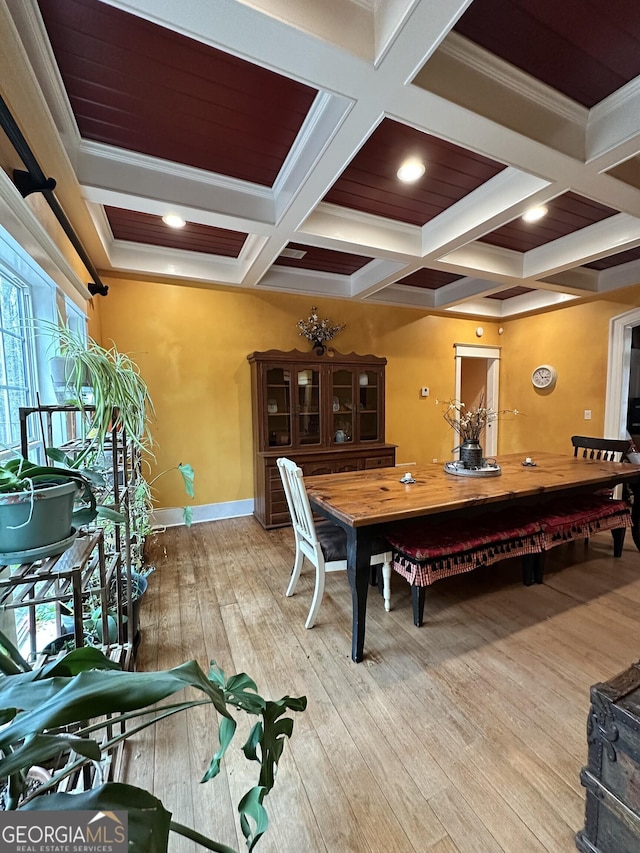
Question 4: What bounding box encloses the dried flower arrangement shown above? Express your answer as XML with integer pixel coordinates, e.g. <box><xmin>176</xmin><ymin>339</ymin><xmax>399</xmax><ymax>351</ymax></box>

<box><xmin>297</xmin><ymin>306</ymin><xmax>346</xmax><ymax>348</ymax></box>
<box><xmin>437</xmin><ymin>396</ymin><xmax>521</xmax><ymax>442</ymax></box>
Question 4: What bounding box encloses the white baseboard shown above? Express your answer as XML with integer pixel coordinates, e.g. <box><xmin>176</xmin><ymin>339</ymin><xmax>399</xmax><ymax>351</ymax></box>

<box><xmin>151</xmin><ymin>499</ymin><xmax>254</xmax><ymax>529</ymax></box>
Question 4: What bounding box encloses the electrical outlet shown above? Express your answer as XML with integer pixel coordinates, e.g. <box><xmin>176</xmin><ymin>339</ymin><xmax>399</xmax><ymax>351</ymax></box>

<box><xmin>584</xmin><ymin>409</ymin><xmax>592</xmax><ymax>420</ymax></box>
<box><xmin>421</xmin><ymin>386</ymin><xmax>429</xmax><ymax>397</ymax></box>
<box><xmin>432</xmin><ymin>458</ymin><xmax>438</xmax><ymax>463</ymax></box>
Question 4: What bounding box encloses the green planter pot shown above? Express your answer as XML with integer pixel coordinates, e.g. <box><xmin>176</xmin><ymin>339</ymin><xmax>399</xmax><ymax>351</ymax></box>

<box><xmin>0</xmin><ymin>480</ymin><xmax>79</xmax><ymax>559</ymax></box>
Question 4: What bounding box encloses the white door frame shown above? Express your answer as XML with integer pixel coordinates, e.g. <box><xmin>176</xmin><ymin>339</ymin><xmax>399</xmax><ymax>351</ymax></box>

<box><xmin>604</xmin><ymin>307</ymin><xmax>640</xmax><ymax>439</ymax></box>
<box><xmin>454</xmin><ymin>343</ymin><xmax>501</xmax><ymax>456</ymax></box>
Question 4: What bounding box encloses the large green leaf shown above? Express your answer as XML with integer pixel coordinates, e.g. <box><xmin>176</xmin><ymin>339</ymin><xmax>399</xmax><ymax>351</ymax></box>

<box><xmin>242</xmin><ymin>697</ymin><xmax>307</xmax><ymax>795</ymax></box>
<box><xmin>20</xmin><ymin>783</ymin><xmax>172</xmax><ymax>853</ymax></box>
<box><xmin>0</xmin><ymin>660</ymin><xmax>232</xmax><ymax>750</ymax></box>
<box><xmin>96</xmin><ymin>505</ymin><xmax>126</xmax><ymax>523</ymax></box>
<box><xmin>38</xmin><ymin>646</ymin><xmax>122</xmax><ymax>678</ymax></box>
<box><xmin>201</xmin><ymin>714</ymin><xmax>237</xmax><ymax>783</ymax></box>
<box><xmin>178</xmin><ymin>463</ymin><xmax>195</xmax><ymax>497</ymax></box>
<box><xmin>0</xmin><ymin>732</ymin><xmax>101</xmax><ymax>777</ymax></box>
<box><xmin>238</xmin><ymin>786</ymin><xmax>269</xmax><ymax>852</ymax></box>
<box><xmin>0</xmin><ymin>648</ymin><xmax>121</xmax><ymax>711</ymax></box>
<box><xmin>0</xmin><ymin>627</ymin><xmax>32</xmax><ymax>673</ymax></box>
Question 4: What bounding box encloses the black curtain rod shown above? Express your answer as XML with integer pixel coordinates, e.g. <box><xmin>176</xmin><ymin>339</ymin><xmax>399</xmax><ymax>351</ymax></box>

<box><xmin>0</xmin><ymin>93</ymin><xmax>107</xmax><ymax>295</ymax></box>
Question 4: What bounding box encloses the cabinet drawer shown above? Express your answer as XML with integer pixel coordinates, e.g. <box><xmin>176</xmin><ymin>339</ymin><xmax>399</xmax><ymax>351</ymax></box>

<box><xmin>302</xmin><ymin>462</ymin><xmax>334</xmax><ymax>476</ymax></box>
<box><xmin>269</xmin><ymin>466</ymin><xmax>284</xmax><ymax>483</ymax></box>
<box><xmin>364</xmin><ymin>455</ymin><xmax>395</xmax><ymax>469</ymax></box>
<box><xmin>334</xmin><ymin>461</ymin><xmax>359</xmax><ymax>473</ymax></box>
<box><xmin>270</xmin><ymin>510</ymin><xmax>292</xmax><ymax>526</ymax></box>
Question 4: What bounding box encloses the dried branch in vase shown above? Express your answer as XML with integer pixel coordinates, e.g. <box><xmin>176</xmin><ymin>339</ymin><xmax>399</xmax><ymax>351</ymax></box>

<box><xmin>437</xmin><ymin>396</ymin><xmax>521</xmax><ymax>442</ymax></box>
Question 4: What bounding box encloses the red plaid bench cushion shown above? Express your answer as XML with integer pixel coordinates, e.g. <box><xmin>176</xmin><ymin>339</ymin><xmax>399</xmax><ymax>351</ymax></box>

<box><xmin>533</xmin><ymin>494</ymin><xmax>631</xmax><ymax>550</ymax></box>
<box><xmin>386</xmin><ymin>511</ymin><xmax>543</xmax><ymax>587</ymax></box>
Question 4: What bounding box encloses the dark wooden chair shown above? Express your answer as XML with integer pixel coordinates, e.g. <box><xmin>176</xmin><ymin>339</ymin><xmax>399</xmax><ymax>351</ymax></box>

<box><xmin>572</xmin><ymin>434</ymin><xmax>635</xmax><ymax>506</ymax></box>
<box><xmin>529</xmin><ymin>436</ymin><xmax>634</xmax><ymax>583</ymax></box>
<box><xmin>571</xmin><ymin>435</ymin><xmax>634</xmax><ymax>462</ymax></box>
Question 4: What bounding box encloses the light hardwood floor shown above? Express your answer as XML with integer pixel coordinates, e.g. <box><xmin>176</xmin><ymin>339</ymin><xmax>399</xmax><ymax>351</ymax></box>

<box><xmin>121</xmin><ymin>517</ymin><xmax>640</xmax><ymax>852</ymax></box>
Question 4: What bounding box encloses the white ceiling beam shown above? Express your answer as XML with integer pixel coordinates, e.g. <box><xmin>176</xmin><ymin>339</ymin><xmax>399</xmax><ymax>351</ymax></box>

<box><xmin>78</xmin><ymin>143</ymin><xmax>276</xmax><ymax>230</ymax></box>
<box><xmin>366</xmin><ymin>282</ymin><xmax>437</xmax><ymax>308</ymax></box>
<box><xmin>350</xmin><ymin>258</ymin><xmax>410</xmax><ymax>298</ymax></box>
<box><xmin>107</xmin><ymin>241</ymin><xmax>244</xmax><ymax>284</ymax></box>
<box><xmin>598</xmin><ymin>258</ymin><xmax>640</xmax><ymax>293</ymax></box>
<box><xmin>538</xmin><ymin>266</ymin><xmax>599</xmax><ymax>292</ymax></box>
<box><xmin>498</xmin><ymin>289</ymin><xmax>578</xmax><ymax>316</ymax></box>
<box><xmin>257</xmin><ymin>264</ymin><xmax>352</xmax><ymax>298</ymax></box>
<box><xmin>437</xmin><ymin>242</ymin><xmax>524</xmax><ymax>280</ymax></box>
<box><xmin>523</xmin><ymin>213</ymin><xmax>640</xmax><ymax>280</ymax></box>
<box><xmin>300</xmin><ymin>203</ymin><xmax>422</xmax><ymax>257</ymax></box>
<box><xmin>434</xmin><ymin>276</ymin><xmax>506</xmax><ymax>308</ymax></box>
<box><xmin>586</xmin><ymin>79</ymin><xmax>640</xmax><ymax>171</ymax></box>
<box><xmin>420</xmin><ymin>167</ymin><xmax>553</xmax><ymax>258</ymax></box>
<box><xmin>374</xmin><ymin>0</ymin><xmax>471</xmax><ymax>72</ymax></box>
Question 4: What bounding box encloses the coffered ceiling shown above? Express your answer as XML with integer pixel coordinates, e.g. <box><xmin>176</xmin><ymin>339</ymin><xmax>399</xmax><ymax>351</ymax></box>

<box><xmin>3</xmin><ymin>0</ymin><xmax>640</xmax><ymax>318</ymax></box>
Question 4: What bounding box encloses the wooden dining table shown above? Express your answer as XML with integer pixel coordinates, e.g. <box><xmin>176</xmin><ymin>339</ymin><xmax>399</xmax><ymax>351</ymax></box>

<box><xmin>305</xmin><ymin>451</ymin><xmax>640</xmax><ymax>662</ymax></box>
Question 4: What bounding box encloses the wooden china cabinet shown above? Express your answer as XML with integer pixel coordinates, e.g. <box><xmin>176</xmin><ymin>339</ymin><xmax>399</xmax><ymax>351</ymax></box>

<box><xmin>248</xmin><ymin>348</ymin><xmax>396</xmax><ymax>528</ymax></box>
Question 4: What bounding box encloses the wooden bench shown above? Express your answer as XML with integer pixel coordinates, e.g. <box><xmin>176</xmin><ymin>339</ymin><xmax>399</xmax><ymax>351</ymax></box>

<box><xmin>527</xmin><ymin>436</ymin><xmax>634</xmax><ymax>581</ymax></box>
<box><xmin>385</xmin><ymin>509</ymin><xmax>544</xmax><ymax>626</ymax></box>
<box><xmin>528</xmin><ymin>493</ymin><xmax>631</xmax><ymax>583</ymax></box>
<box><xmin>386</xmin><ymin>439</ymin><xmax>634</xmax><ymax>624</ymax></box>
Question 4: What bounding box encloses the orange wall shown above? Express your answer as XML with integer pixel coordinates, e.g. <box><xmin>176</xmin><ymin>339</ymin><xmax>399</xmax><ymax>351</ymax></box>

<box><xmin>499</xmin><ymin>288</ymin><xmax>640</xmax><ymax>454</ymax></box>
<box><xmin>98</xmin><ymin>277</ymin><xmax>502</xmax><ymax>507</ymax></box>
<box><xmin>97</xmin><ymin>275</ymin><xmax>640</xmax><ymax>511</ymax></box>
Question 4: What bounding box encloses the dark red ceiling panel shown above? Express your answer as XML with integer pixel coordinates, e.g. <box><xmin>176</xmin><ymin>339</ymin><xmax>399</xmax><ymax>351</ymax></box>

<box><xmin>105</xmin><ymin>207</ymin><xmax>247</xmax><ymax>256</ymax></box>
<box><xmin>324</xmin><ymin>119</ymin><xmax>506</xmax><ymax>227</ymax></box>
<box><xmin>37</xmin><ymin>0</ymin><xmax>317</xmax><ymax>186</ymax></box>
<box><xmin>454</xmin><ymin>0</ymin><xmax>640</xmax><ymax>108</ymax></box>
<box><xmin>486</xmin><ymin>286</ymin><xmax>534</xmax><ymax>300</ymax></box>
<box><xmin>584</xmin><ymin>245</ymin><xmax>640</xmax><ymax>270</ymax></box>
<box><xmin>479</xmin><ymin>192</ymin><xmax>618</xmax><ymax>252</ymax></box>
<box><xmin>274</xmin><ymin>243</ymin><xmax>372</xmax><ymax>275</ymax></box>
<box><xmin>398</xmin><ymin>269</ymin><xmax>462</xmax><ymax>290</ymax></box>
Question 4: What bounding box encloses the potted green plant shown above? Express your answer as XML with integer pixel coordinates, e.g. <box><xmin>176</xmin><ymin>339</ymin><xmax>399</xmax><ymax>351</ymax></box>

<box><xmin>0</xmin><ymin>631</ymin><xmax>306</xmax><ymax>852</ymax></box>
<box><xmin>42</xmin><ymin>321</ymin><xmax>153</xmax><ymax>461</ymax></box>
<box><xmin>42</xmin><ymin>321</ymin><xmax>195</xmax><ymax>524</ymax></box>
<box><xmin>0</xmin><ymin>453</ymin><xmax>124</xmax><ymax>561</ymax></box>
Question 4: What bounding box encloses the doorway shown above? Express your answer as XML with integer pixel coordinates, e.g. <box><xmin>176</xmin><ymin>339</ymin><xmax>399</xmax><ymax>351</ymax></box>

<box><xmin>454</xmin><ymin>343</ymin><xmax>501</xmax><ymax>456</ymax></box>
<box><xmin>605</xmin><ymin>307</ymin><xmax>640</xmax><ymax>441</ymax></box>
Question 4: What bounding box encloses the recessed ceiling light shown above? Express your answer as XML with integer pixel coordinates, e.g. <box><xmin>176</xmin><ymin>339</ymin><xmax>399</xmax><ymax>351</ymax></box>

<box><xmin>162</xmin><ymin>213</ymin><xmax>186</xmax><ymax>228</ymax></box>
<box><xmin>521</xmin><ymin>205</ymin><xmax>548</xmax><ymax>223</ymax></box>
<box><xmin>397</xmin><ymin>159</ymin><xmax>426</xmax><ymax>183</ymax></box>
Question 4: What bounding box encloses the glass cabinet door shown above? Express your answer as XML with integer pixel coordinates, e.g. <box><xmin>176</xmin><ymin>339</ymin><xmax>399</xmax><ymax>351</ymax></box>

<box><xmin>294</xmin><ymin>367</ymin><xmax>321</xmax><ymax>446</ymax></box>
<box><xmin>357</xmin><ymin>368</ymin><xmax>381</xmax><ymax>442</ymax></box>
<box><xmin>330</xmin><ymin>367</ymin><xmax>355</xmax><ymax>445</ymax></box>
<box><xmin>265</xmin><ymin>366</ymin><xmax>292</xmax><ymax>448</ymax></box>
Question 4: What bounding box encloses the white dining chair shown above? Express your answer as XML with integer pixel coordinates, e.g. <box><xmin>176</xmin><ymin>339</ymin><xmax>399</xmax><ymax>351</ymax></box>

<box><xmin>277</xmin><ymin>457</ymin><xmax>393</xmax><ymax>628</ymax></box>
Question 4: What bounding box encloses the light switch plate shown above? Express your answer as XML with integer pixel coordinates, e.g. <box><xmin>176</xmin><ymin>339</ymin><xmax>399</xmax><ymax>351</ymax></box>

<box><xmin>421</xmin><ymin>387</ymin><xmax>429</xmax><ymax>397</ymax></box>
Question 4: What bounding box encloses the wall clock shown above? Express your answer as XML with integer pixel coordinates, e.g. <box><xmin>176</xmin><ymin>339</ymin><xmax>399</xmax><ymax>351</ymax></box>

<box><xmin>531</xmin><ymin>364</ymin><xmax>557</xmax><ymax>389</ymax></box>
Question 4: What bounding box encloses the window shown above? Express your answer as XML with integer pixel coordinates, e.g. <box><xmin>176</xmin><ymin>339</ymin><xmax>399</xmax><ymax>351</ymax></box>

<box><xmin>0</xmin><ymin>272</ymin><xmax>33</xmax><ymax>449</ymax></box>
<box><xmin>0</xmin><ymin>224</ymin><xmax>87</xmax><ymax>456</ymax></box>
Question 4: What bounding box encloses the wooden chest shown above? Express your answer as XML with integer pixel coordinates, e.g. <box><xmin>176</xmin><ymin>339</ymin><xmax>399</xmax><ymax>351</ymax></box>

<box><xmin>576</xmin><ymin>662</ymin><xmax>640</xmax><ymax>852</ymax></box>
